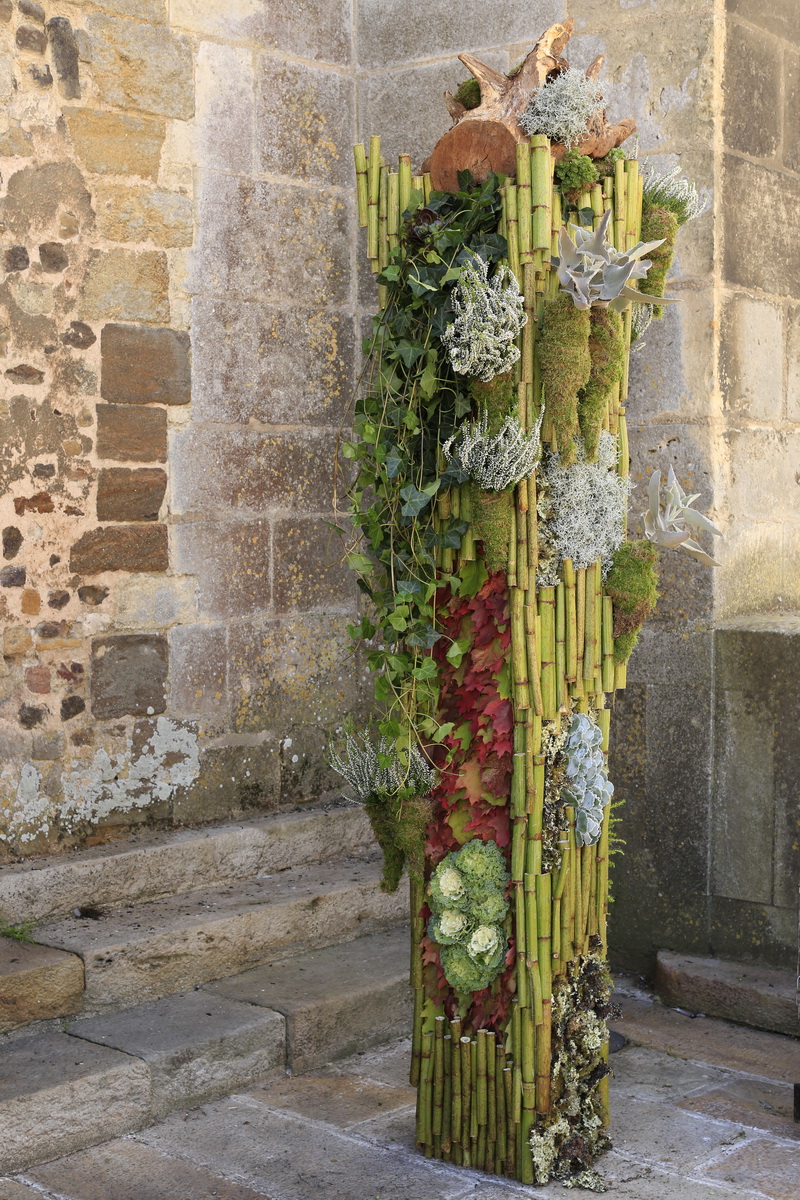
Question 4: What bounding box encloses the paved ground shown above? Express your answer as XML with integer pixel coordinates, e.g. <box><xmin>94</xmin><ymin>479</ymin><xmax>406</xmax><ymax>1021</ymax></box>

<box><xmin>3</xmin><ymin>985</ymin><xmax>798</xmax><ymax>1200</ymax></box>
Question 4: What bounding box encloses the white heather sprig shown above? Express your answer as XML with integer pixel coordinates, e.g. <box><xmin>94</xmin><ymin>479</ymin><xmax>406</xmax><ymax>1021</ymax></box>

<box><xmin>442</xmin><ymin>255</ymin><xmax>526</xmax><ymax>382</ymax></box>
<box><xmin>328</xmin><ymin>728</ymin><xmax>436</xmax><ymax>802</ymax></box>
<box><xmin>641</xmin><ymin>164</ymin><xmax>710</xmax><ymax>225</ymax></box>
<box><xmin>442</xmin><ymin>407</ymin><xmax>543</xmax><ymax>492</ymax></box>
<box><xmin>537</xmin><ymin>431</ymin><xmax>629</xmax><ymax>585</ymax></box>
<box><xmin>519</xmin><ymin>68</ymin><xmax>604</xmax><ymax>148</ymax></box>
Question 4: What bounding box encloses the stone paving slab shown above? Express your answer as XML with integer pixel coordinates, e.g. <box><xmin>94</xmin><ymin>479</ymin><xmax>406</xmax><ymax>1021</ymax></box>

<box><xmin>700</xmin><ymin>1137</ymin><xmax>800</xmax><ymax>1199</ymax></box>
<box><xmin>0</xmin><ymin>1183</ymin><xmax>50</xmax><ymax>1200</ymax></box>
<box><xmin>245</xmin><ymin>1071</ymin><xmax>415</xmax><ymax>1128</ymax></box>
<box><xmin>0</xmin><ymin>937</ymin><xmax>84</xmax><ymax>1033</ymax></box>
<box><xmin>656</xmin><ymin>950</ymin><xmax>798</xmax><ymax>1038</ymax></box>
<box><xmin>608</xmin><ymin>1043</ymin><xmax>732</xmax><ymax>1103</ymax></box>
<box><xmin>69</xmin><ymin>990</ymin><xmax>286</xmax><ymax>1117</ymax></box>
<box><xmin>679</xmin><ymin>1077</ymin><xmax>800</xmax><ymax>1142</ymax></box>
<box><xmin>28</xmin><ymin>1138</ymin><xmax>274</xmax><ymax>1200</ymax></box>
<box><xmin>611</xmin><ymin>995</ymin><xmax>800</xmax><ymax>1083</ymax></box>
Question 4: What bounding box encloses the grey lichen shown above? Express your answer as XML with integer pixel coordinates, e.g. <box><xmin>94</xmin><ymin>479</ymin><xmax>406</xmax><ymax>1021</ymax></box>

<box><xmin>537</xmin><ymin>431</ymin><xmax>630</xmax><ymax>586</ymax></box>
<box><xmin>519</xmin><ymin>68</ymin><xmax>604</xmax><ymax>149</ymax></box>
<box><xmin>442</xmin><ymin>407</ymin><xmax>543</xmax><ymax>492</ymax></box>
<box><xmin>442</xmin><ymin>255</ymin><xmax>527</xmax><ymax>382</ymax></box>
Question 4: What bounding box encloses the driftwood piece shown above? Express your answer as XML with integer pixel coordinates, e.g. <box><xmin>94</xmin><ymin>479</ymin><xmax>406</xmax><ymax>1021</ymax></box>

<box><xmin>426</xmin><ymin>20</ymin><xmax>636</xmax><ymax>192</ymax></box>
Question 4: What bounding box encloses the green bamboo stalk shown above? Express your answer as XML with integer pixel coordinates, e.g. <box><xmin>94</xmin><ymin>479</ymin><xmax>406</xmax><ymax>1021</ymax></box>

<box><xmin>433</xmin><ymin>1016</ymin><xmax>445</xmax><ymax>1144</ymax></box>
<box><xmin>602</xmin><ymin>595</ymin><xmax>615</xmax><ymax>693</ymax></box>
<box><xmin>563</xmin><ymin>558</ymin><xmax>577</xmax><ymax>681</ymax></box>
<box><xmin>494</xmin><ymin>1044</ymin><xmax>505</xmax><ymax>1174</ymax></box>
<box><xmin>367</xmin><ymin>135</ymin><xmax>381</xmax><ymax>264</ymax></box>
<box><xmin>387</xmin><ymin>171</ymin><xmax>399</xmax><ymax>251</ymax></box>
<box><xmin>487</xmin><ymin>1032</ymin><xmax>497</xmax><ymax>1144</ymax></box>
<box><xmin>552</xmin><ymin>896</ymin><xmax>562</xmax><ymax>966</ymax></box>
<box><xmin>580</xmin><ymin>842</ymin><xmax>594</xmax><ymax>953</ymax></box>
<box><xmin>516</xmin><ymin>142</ymin><xmax>533</xmax><ymax>265</ymax></box>
<box><xmin>582</xmin><ymin>563</ymin><xmax>597</xmax><ymax>682</ymax></box>
<box><xmin>525</xmin><ymin>712</ymin><xmax>541</xmax><ymax>816</ymax></box>
<box><xmin>442</xmin><ymin>1033</ymin><xmax>452</xmax><ymax>1158</ymax></box>
<box><xmin>476</xmin><ymin>1030</ymin><xmax>488</xmax><ymax>1130</ymax></box>
<box><xmin>539</xmin><ymin>586</ymin><xmax>556</xmax><ymax>719</ymax></box>
<box><xmin>526</xmin><ymin>471</ymin><xmax>539</xmax><ymax>589</ymax></box>
<box><xmin>555</xmin><ymin>580</ymin><xmax>566</xmax><ymax>711</ymax></box>
<box><xmin>531</xmin><ymin>135</ymin><xmax>551</xmax><ymax>252</ymax></box>
<box><xmin>418</xmin><ymin>1030</ymin><xmax>434</xmax><ymax>1150</ymax></box>
<box><xmin>410</xmin><ymin>875</ymin><xmax>425</xmax><ymax>1084</ymax></box>
<box><xmin>510</xmin><ymin>586</ymin><xmax>529</xmax><ymax>713</ymax></box>
<box><xmin>505</xmin><ymin>182</ymin><xmax>521</xmax><ymax>283</ymax></box>
<box><xmin>398</xmin><ymin>153</ymin><xmax>412</xmax><ymax>219</ymax></box>
<box><xmin>625</xmin><ymin>159</ymin><xmax>639</xmax><ymax>252</ymax></box>
<box><xmin>522</xmin><ymin>263</ymin><xmax>536</xmax><ymax>387</ymax></box>
<box><xmin>451</xmin><ymin>1018</ymin><xmax>462</xmax><ymax>1152</ymax></box>
<box><xmin>613</xmin><ymin>156</ymin><xmax>627</xmax><ymax>252</ymax></box>
<box><xmin>353</xmin><ymin>143</ymin><xmax>368</xmax><ymax>227</ymax></box>
<box><xmin>594</xmin><ymin>559</ymin><xmax>603</xmax><ymax>678</ymax></box>
<box><xmin>470</xmin><ymin>1039</ymin><xmax>479</xmax><ymax>1145</ymax></box>
<box><xmin>507</xmin><ymin>498</ymin><xmax>518</xmax><ymax>588</ymax></box>
<box><xmin>566</xmin><ymin>810</ymin><xmax>577</xmax><ymax>961</ymax></box>
<box><xmin>503</xmin><ymin>1067</ymin><xmax>515</xmax><ymax>1176</ymax></box>
<box><xmin>459</xmin><ymin>483</ymin><xmax>475</xmax><ymax>563</ymax></box>
<box><xmin>535</xmin><ymin>873</ymin><xmax>552</xmax><ymax>1115</ymax></box>
<box><xmin>423</xmin><ymin>171</ymin><xmax>432</xmax><ymax>203</ymax></box>
<box><xmin>525</xmin><ymin>872</ymin><xmax>543</xmax><ymax>1025</ymax></box>
<box><xmin>525</xmin><ymin>603</ymin><xmax>543</xmax><ymax>716</ymax></box>
<box><xmin>378</xmin><ymin>163</ymin><xmax>389</xmax><ymax>309</ymax></box>
<box><xmin>591</xmin><ymin>181</ymin><xmax>604</xmax><ymax>226</ymax></box>
<box><xmin>520</xmin><ymin>1082</ymin><xmax>536</xmax><ymax>1184</ymax></box>
<box><xmin>575</xmin><ymin>565</ymin><xmax>586</xmax><ymax>687</ymax></box>
<box><xmin>514</xmin><ymin>879</ymin><xmax>529</xmax><ymax>1009</ymax></box>
<box><xmin>460</xmin><ymin>1037</ymin><xmax>472</xmax><ymax>1167</ymax></box>
<box><xmin>549</xmin><ymin>188</ymin><xmax>562</xmax><ymax>296</ymax></box>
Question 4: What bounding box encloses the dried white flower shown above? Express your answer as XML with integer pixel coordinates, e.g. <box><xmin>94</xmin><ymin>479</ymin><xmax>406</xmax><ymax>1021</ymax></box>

<box><xmin>642</xmin><ymin>164</ymin><xmax>710</xmax><ymax>225</ymax></box>
<box><xmin>442</xmin><ymin>407</ymin><xmax>543</xmax><ymax>491</ymax></box>
<box><xmin>442</xmin><ymin>255</ymin><xmax>526</xmax><ymax>382</ymax></box>
<box><xmin>328</xmin><ymin>728</ymin><xmax>436</xmax><ymax>802</ymax></box>
<box><xmin>537</xmin><ymin>431</ymin><xmax>630</xmax><ymax>586</ymax></box>
<box><xmin>519</xmin><ymin>68</ymin><xmax>604</xmax><ymax>149</ymax></box>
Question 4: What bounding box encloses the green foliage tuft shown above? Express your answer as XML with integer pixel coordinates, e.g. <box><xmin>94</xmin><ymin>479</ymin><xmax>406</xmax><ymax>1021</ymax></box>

<box><xmin>0</xmin><ymin>917</ymin><xmax>37</xmax><ymax>944</ymax></box>
<box><xmin>640</xmin><ymin>205</ymin><xmax>678</xmax><ymax>319</ymax></box>
<box><xmin>604</xmin><ymin>539</ymin><xmax>659</xmax><ymax>664</ymax></box>
<box><xmin>538</xmin><ymin>294</ymin><xmax>591</xmax><ymax>466</ymax></box>
<box><xmin>579</xmin><ymin>308</ymin><xmax>624</xmax><ymax>460</ymax></box>
<box><xmin>555</xmin><ymin>150</ymin><xmax>599</xmax><ymax>194</ymax></box>
<box><xmin>594</xmin><ymin>146</ymin><xmax>627</xmax><ymax>177</ymax></box>
<box><xmin>455</xmin><ymin>78</ymin><xmax>481</xmax><ymax>109</ymax></box>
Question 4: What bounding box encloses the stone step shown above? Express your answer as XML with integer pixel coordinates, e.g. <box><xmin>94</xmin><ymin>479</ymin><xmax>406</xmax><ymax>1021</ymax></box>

<box><xmin>68</xmin><ymin>989</ymin><xmax>286</xmax><ymax>1119</ymax></box>
<box><xmin>0</xmin><ymin>802</ymin><xmax>373</xmax><ymax>924</ymax></box>
<box><xmin>655</xmin><ymin>950</ymin><xmax>799</xmax><ymax>1038</ymax></box>
<box><xmin>36</xmin><ymin>853</ymin><xmax>408</xmax><ymax>1010</ymax></box>
<box><xmin>208</xmin><ymin>925</ymin><xmax>412</xmax><ymax>1073</ymax></box>
<box><xmin>0</xmin><ymin>937</ymin><xmax>84</xmax><ymax>1033</ymax></box>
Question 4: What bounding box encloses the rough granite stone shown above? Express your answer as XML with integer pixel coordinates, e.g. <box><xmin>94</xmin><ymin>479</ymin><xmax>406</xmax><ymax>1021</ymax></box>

<box><xmin>723</xmin><ymin>20</ymin><xmax>781</xmax><ymax>159</ymax></box>
<box><xmin>90</xmin><ymin>633</ymin><xmax>168</xmax><ymax>719</ymax></box>
<box><xmin>70</xmin><ymin>525</ymin><xmax>168</xmax><ymax>573</ymax></box>
<box><xmin>81</xmin><ymin>251</ymin><xmax>170</xmax><ymax>324</ymax></box>
<box><xmin>96</xmin><ymin>405</ymin><xmax>167</xmax><ymax>462</ymax></box>
<box><xmin>172</xmin><ymin>519</ymin><xmax>271</xmax><ymax>619</ymax></box>
<box><xmin>96</xmin><ymin>468</ymin><xmax>167</xmax><ymax>522</ymax></box>
<box><xmin>272</xmin><ymin>517</ymin><xmax>356</xmax><ymax>613</ymax></box>
<box><xmin>167</xmin><ymin>623</ymin><xmax>228</xmax><ymax>720</ymax></box>
<box><xmin>256</xmin><ymin>58</ymin><xmax>355</xmax><ymax>188</ymax></box>
<box><xmin>94</xmin><ymin>186</ymin><xmax>193</xmax><ymax>248</ymax></box>
<box><xmin>46</xmin><ymin>16</ymin><xmax>80</xmax><ymax>99</ymax></box>
<box><xmin>84</xmin><ymin>15</ymin><xmax>193</xmax><ymax>120</ymax></box>
<box><xmin>723</xmin><ymin>154</ymin><xmax>800</xmax><ymax>298</ymax></box>
<box><xmin>101</xmin><ymin>324</ymin><xmax>190</xmax><ymax>405</ymax></box>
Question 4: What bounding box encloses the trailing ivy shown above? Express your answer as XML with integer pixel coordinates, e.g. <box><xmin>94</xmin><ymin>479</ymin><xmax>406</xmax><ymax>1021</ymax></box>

<box><xmin>339</xmin><ymin>174</ymin><xmax>509</xmax><ymax>750</ymax></box>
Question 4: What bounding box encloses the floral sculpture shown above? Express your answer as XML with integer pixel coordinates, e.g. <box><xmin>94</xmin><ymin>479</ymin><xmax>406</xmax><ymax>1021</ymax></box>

<box><xmin>336</xmin><ymin>18</ymin><xmax>712</xmax><ymax>1189</ymax></box>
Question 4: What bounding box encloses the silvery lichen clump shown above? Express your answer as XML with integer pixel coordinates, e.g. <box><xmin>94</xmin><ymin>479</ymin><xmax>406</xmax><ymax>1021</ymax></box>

<box><xmin>428</xmin><ymin>839</ymin><xmax>510</xmax><ymax>993</ymax></box>
<box><xmin>519</xmin><ymin>68</ymin><xmax>604</xmax><ymax>149</ymax></box>
<box><xmin>562</xmin><ymin>713</ymin><xmax>613</xmax><ymax>847</ymax></box>
<box><xmin>442</xmin><ymin>255</ymin><xmax>526</xmax><ymax>382</ymax></box>
<box><xmin>643</xmin><ymin>466</ymin><xmax>722</xmax><ymax>567</ymax></box>
<box><xmin>554</xmin><ymin>209</ymin><xmax>677</xmax><ymax>312</ymax></box>
<box><xmin>537</xmin><ymin>431</ymin><xmax>629</xmax><ymax>585</ymax></box>
<box><xmin>642</xmin><ymin>164</ymin><xmax>709</xmax><ymax>226</ymax></box>
<box><xmin>328</xmin><ymin>728</ymin><xmax>436</xmax><ymax>802</ymax></box>
<box><xmin>442</xmin><ymin>407</ymin><xmax>543</xmax><ymax>492</ymax></box>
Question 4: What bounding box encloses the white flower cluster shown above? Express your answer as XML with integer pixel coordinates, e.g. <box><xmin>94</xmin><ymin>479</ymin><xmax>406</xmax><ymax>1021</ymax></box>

<box><xmin>442</xmin><ymin>256</ymin><xmax>526</xmax><ymax>382</ymax></box>
<box><xmin>442</xmin><ymin>407</ymin><xmax>543</xmax><ymax>492</ymax></box>
<box><xmin>537</xmin><ymin>431</ymin><xmax>629</xmax><ymax>585</ymax></box>
<box><xmin>563</xmin><ymin>713</ymin><xmax>614</xmax><ymax>847</ymax></box>
<box><xmin>642</xmin><ymin>164</ymin><xmax>709</xmax><ymax>225</ymax></box>
<box><xmin>519</xmin><ymin>68</ymin><xmax>604</xmax><ymax>149</ymax></box>
<box><xmin>328</xmin><ymin>729</ymin><xmax>436</xmax><ymax>802</ymax></box>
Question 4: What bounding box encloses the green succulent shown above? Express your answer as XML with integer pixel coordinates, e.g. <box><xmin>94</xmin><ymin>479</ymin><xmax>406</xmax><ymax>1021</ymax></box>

<box><xmin>554</xmin><ymin>209</ymin><xmax>680</xmax><ymax>312</ymax></box>
<box><xmin>555</xmin><ymin>150</ymin><xmax>599</xmax><ymax>194</ymax></box>
<box><xmin>642</xmin><ymin>467</ymin><xmax>722</xmax><ymax>567</ymax></box>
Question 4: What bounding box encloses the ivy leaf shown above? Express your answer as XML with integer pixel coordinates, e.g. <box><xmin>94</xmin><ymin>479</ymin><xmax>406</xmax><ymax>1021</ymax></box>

<box><xmin>393</xmin><ymin>340</ymin><xmax>426</xmax><ymax>367</ymax></box>
<box><xmin>346</xmin><ymin>552</ymin><xmax>373</xmax><ymax>574</ymax></box>
<box><xmin>445</xmin><ymin>636</ymin><xmax>472</xmax><ymax>668</ymax></box>
<box><xmin>379</xmin><ymin>263</ymin><xmax>401</xmax><ymax>283</ymax></box>
<box><xmin>457</xmin><ymin>558</ymin><xmax>489</xmax><ymax>597</ymax></box>
<box><xmin>385</xmin><ymin>445</ymin><xmax>404</xmax><ymax>478</ymax></box>
<box><xmin>432</xmin><ymin>721</ymin><xmax>455</xmax><ymax>743</ymax></box>
<box><xmin>396</xmin><ymin>578</ymin><xmax>423</xmax><ymax>597</ymax></box>
<box><xmin>406</xmin><ymin>624</ymin><xmax>441</xmax><ymax>649</ymax></box>
<box><xmin>411</xmin><ymin>656</ymin><xmax>438</xmax><ymax>680</ymax></box>
<box><xmin>400</xmin><ymin>480</ymin><xmax>440</xmax><ymax>518</ymax></box>
<box><xmin>419</xmin><ymin>354</ymin><xmax>439</xmax><ymax>400</ymax></box>
<box><xmin>578</xmin><ymin>207</ymin><xmax>595</xmax><ymax>227</ymax></box>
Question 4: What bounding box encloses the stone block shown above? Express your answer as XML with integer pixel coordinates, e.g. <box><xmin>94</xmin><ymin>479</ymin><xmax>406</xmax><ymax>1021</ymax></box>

<box><xmin>787</xmin><ymin>303</ymin><xmax>800</xmax><ymax>421</ymax></box>
<box><xmin>208</xmin><ymin>928</ymin><xmax>410</xmax><ymax>1073</ymax></box>
<box><xmin>656</xmin><ymin>951</ymin><xmax>798</xmax><ymax>1037</ymax></box>
<box><xmin>247</xmin><ymin>1071</ymin><xmax>415</xmax><ymax>1130</ymax></box>
<box><xmin>724</xmin><ymin>427</ymin><xmax>800</xmax><ymax>520</ymax></box>
<box><xmin>720</xmin><ymin>293</ymin><xmax>784</xmax><ymax>420</ymax></box>
<box><xmin>193</xmin><ymin>172</ymin><xmax>350</xmax><ymax>306</ymax></box>
<box><xmin>81</xmin><ymin>250</ymin><xmax>169</xmax><ymax>324</ymax></box>
<box><xmin>16</xmin><ymin>24</ymin><xmax>46</xmax><ymax>52</ymax></box>
<box><xmin>171</xmin><ymin>427</ymin><xmax>338</xmax><ymax>516</ymax></box>
<box><xmin>229</xmin><ymin>613</ymin><xmax>364</xmax><ymax>736</ymax></box>
<box><xmin>114</xmin><ymin>574</ymin><xmax>196</xmax><ymax>631</ymax></box>
<box><xmin>169</xmin><ymin>741</ymin><xmax>282</xmax><ymax>824</ymax></box>
<box><xmin>711</xmin><ymin>687</ymin><xmax>774</xmax><ymax>904</ymax></box>
<box><xmin>96</xmin><ymin>404</ymin><xmax>167</xmax><ymax>462</ymax></box>
<box><xmin>66</xmin><ymin>109</ymin><xmax>166</xmax><ymax>178</ymax></box>
<box><xmin>0</xmin><ymin>939</ymin><xmax>84</xmax><ymax>1033</ymax></box>
<box><xmin>46</xmin><ymin>16</ymin><xmax>80</xmax><ymax>100</ymax></box>
<box><xmin>37</xmin><ymin>856</ymin><xmax>406</xmax><ymax>1007</ymax></box>
<box><xmin>0</xmin><ymin>162</ymin><xmax>92</xmax><ymax>243</ymax></box>
<box><xmin>627</xmin><ymin>288</ymin><xmax>715</xmax><ymax>424</ymax></box>
<box><xmin>70</xmin><ymin>525</ymin><xmax>168</xmax><ymax>573</ymax></box>
<box><xmin>715</xmin><ymin>523</ymin><xmax>785</xmax><ymax>620</ymax></box>
<box><xmin>191</xmin><ymin>297</ymin><xmax>355</xmax><ymax>426</ymax></box>
<box><xmin>357</xmin><ymin>0</ymin><xmax>559</xmax><ymax>68</ymax></box>
<box><xmin>709</xmin><ymin>895</ymin><xmax>796</xmax><ymax>971</ymax></box>
<box><xmin>168</xmin><ymin>623</ymin><xmax>227</xmax><ymax>720</ymax></box>
<box><xmin>273</xmin><ymin>517</ymin><xmax>356</xmax><ymax>613</ymax></box>
<box><xmin>94</xmin><ymin>185</ymin><xmax>193</xmax><ymax>248</ymax></box>
<box><xmin>171</xmin><ymin>0</ymin><xmax>352</xmax><ymax>63</ymax></box>
<box><xmin>726</xmin><ymin>0</ymin><xmax>800</xmax><ymax>42</ymax></box>
<box><xmin>358</xmin><ymin>52</ymin><xmax>509</xmax><ymax>174</ymax></box>
<box><xmin>784</xmin><ymin>48</ymin><xmax>800</xmax><ymax>174</ymax></box>
<box><xmin>90</xmin><ymin>633</ymin><xmax>167</xmax><ymax>718</ymax></box>
<box><xmin>84</xmin><ymin>15</ymin><xmax>193</xmax><ymax>120</ymax></box>
<box><xmin>0</xmin><ymin>1031</ymin><xmax>150</xmax><ymax>1173</ymax></box>
<box><xmin>702</xmin><ymin>1138</ymin><xmax>800</xmax><ymax>1199</ymax></box>
<box><xmin>678</xmin><ymin>1078</ymin><xmax>798</xmax><ymax>1141</ymax></box>
<box><xmin>193</xmin><ymin>40</ymin><xmax>254</xmax><ymax>176</ymax></box>
<box><xmin>723</xmin><ymin>20</ymin><xmax>781</xmax><ymax>159</ymax></box>
<box><xmin>172</xmin><ymin>519</ymin><xmax>271</xmax><ymax>619</ymax></box>
<box><xmin>30</xmin><ymin>1139</ymin><xmax>269</xmax><ymax>1200</ymax></box>
<box><xmin>96</xmin><ymin>468</ymin><xmax>167</xmax><ymax>522</ymax></box>
<box><xmin>101</xmin><ymin>324</ymin><xmax>190</xmax><ymax>405</ymax></box>
<box><xmin>256</xmin><ymin>58</ymin><xmax>354</xmax><ymax>188</ymax></box>
<box><xmin>70</xmin><ymin>991</ymin><xmax>285</xmax><ymax>1117</ymax></box>
<box><xmin>723</xmin><ymin>154</ymin><xmax>800</xmax><ymax>298</ymax></box>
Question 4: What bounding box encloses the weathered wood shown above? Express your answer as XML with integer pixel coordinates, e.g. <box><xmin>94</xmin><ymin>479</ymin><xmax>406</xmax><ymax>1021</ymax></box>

<box><xmin>426</xmin><ymin>20</ymin><xmax>636</xmax><ymax>192</ymax></box>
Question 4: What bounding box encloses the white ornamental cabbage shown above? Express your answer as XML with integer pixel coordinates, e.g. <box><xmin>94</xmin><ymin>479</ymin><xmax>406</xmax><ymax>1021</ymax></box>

<box><xmin>439</xmin><ymin>909</ymin><xmax>468</xmax><ymax>938</ymax></box>
<box><xmin>467</xmin><ymin>924</ymin><xmax>504</xmax><ymax>966</ymax></box>
<box><xmin>442</xmin><ymin>255</ymin><xmax>526</xmax><ymax>382</ymax></box>
<box><xmin>439</xmin><ymin>866</ymin><xmax>466</xmax><ymax>901</ymax></box>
